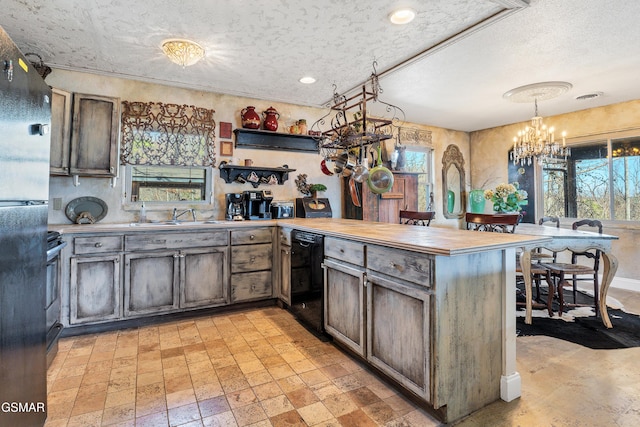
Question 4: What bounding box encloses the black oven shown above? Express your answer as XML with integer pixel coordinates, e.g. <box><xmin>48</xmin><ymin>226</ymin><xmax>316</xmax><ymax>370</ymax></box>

<box><xmin>46</xmin><ymin>231</ymin><xmax>66</xmax><ymax>367</ymax></box>
<box><xmin>289</xmin><ymin>230</ymin><xmax>327</xmax><ymax>338</ymax></box>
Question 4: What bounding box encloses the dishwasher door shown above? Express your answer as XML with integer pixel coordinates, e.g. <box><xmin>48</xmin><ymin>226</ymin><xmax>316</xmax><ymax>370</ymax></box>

<box><xmin>289</xmin><ymin>230</ymin><xmax>326</xmax><ymax>337</ymax></box>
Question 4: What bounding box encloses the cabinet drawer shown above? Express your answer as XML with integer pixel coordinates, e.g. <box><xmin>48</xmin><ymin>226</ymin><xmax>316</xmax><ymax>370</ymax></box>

<box><xmin>367</xmin><ymin>245</ymin><xmax>433</xmax><ymax>287</ymax></box>
<box><xmin>231</xmin><ymin>243</ymin><xmax>272</xmax><ymax>273</ymax></box>
<box><xmin>231</xmin><ymin>228</ymin><xmax>273</xmax><ymax>245</ymax></box>
<box><xmin>125</xmin><ymin>231</ymin><xmax>228</xmax><ymax>251</ymax></box>
<box><xmin>325</xmin><ymin>237</ymin><xmax>365</xmax><ymax>267</ymax></box>
<box><xmin>231</xmin><ymin>271</ymin><xmax>273</xmax><ymax>302</ymax></box>
<box><xmin>74</xmin><ymin>235</ymin><xmax>123</xmax><ymax>255</ymax></box>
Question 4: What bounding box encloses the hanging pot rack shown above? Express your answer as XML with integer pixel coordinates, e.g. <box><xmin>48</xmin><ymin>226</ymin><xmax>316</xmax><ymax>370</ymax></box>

<box><xmin>311</xmin><ymin>62</ymin><xmax>405</xmax><ymax>156</ymax></box>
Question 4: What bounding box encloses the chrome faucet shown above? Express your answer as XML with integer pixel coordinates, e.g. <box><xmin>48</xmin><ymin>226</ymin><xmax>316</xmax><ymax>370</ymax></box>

<box><xmin>172</xmin><ymin>208</ymin><xmax>196</xmax><ymax>222</ymax></box>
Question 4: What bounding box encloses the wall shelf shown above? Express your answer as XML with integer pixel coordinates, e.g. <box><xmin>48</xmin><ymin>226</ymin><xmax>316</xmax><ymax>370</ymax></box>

<box><xmin>234</xmin><ymin>128</ymin><xmax>319</xmax><ymax>153</ymax></box>
<box><xmin>219</xmin><ymin>162</ymin><xmax>296</xmax><ymax>188</ymax></box>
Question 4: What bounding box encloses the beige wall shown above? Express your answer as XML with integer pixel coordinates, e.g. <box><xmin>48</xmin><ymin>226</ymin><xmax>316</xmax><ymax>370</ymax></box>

<box><xmin>469</xmin><ymin>100</ymin><xmax>640</xmax><ymax>280</ymax></box>
<box><xmin>46</xmin><ymin>69</ymin><xmax>469</xmax><ymax>228</ymax></box>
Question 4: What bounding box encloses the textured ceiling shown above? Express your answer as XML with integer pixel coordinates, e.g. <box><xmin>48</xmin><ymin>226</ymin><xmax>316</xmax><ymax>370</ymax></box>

<box><xmin>3</xmin><ymin>0</ymin><xmax>640</xmax><ymax>132</ymax></box>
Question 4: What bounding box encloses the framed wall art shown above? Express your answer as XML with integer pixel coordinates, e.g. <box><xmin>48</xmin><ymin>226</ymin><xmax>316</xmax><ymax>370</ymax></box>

<box><xmin>220</xmin><ymin>140</ymin><xmax>233</xmax><ymax>156</ymax></box>
<box><xmin>219</xmin><ymin>122</ymin><xmax>232</xmax><ymax>139</ymax></box>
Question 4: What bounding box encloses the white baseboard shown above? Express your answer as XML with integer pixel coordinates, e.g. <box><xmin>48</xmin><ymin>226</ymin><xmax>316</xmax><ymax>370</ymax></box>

<box><xmin>610</xmin><ymin>276</ymin><xmax>640</xmax><ymax>292</ymax></box>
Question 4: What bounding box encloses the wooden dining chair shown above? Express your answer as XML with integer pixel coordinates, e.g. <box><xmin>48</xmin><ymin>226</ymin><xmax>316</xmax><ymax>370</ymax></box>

<box><xmin>540</xmin><ymin>219</ymin><xmax>603</xmax><ymax>316</ymax></box>
<box><xmin>533</xmin><ymin>216</ymin><xmax>560</xmax><ymax>262</ymax></box>
<box><xmin>399</xmin><ymin>210</ymin><xmax>435</xmax><ymax>226</ymax></box>
<box><xmin>465</xmin><ymin>212</ymin><xmax>520</xmax><ymax>233</ymax></box>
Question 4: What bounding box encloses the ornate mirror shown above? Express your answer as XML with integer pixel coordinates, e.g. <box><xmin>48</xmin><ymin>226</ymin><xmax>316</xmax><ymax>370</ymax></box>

<box><xmin>442</xmin><ymin>144</ymin><xmax>466</xmax><ymax>219</ymax></box>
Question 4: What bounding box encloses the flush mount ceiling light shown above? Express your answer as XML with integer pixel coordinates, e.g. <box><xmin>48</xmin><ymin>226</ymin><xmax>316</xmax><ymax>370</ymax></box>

<box><xmin>504</xmin><ymin>82</ymin><xmax>572</xmax><ymax>165</ymax></box>
<box><xmin>161</xmin><ymin>39</ymin><xmax>205</xmax><ymax>67</ymax></box>
<box><xmin>299</xmin><ymin>76</ymin><xmax>316</xmax><ymax>84</ymax></box>
<box><xmin>389</xmin><ymin>8</ymin><xmax>416</xmax><ymax>25</ymax></box>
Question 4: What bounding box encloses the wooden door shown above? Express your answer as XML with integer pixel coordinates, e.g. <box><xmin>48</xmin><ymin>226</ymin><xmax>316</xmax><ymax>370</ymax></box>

<box><xmin>70</xmin><ymin>255</ymin><xmax>121</xmax><ymax>324</ymax></box>
<box><xmin>180</xmin><ymin>247</ymin><xmax>228</xmax><ymax>308</ymax></box>
<box><xmin>323</xmin><ymin>258</ymin><xmax>366</xmax><ymax>356</ymax></box>
<box><xmin>378</xmin><ymin>174</ymin><xmax>418</xmax><ymax>223</ymax></box>
<box><xmin>366</xmin><ymin>272</ymin><xmax>430</xmax><ymax>401</ymax></box>
<box><xmin>124</xmin><ymin>251</ymin><xmax>178</xmax><ymax>316</ymax></box>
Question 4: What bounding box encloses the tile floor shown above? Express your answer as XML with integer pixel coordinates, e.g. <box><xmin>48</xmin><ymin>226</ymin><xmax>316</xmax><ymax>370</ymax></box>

<box><xmin>45</xmin><ymin>287</ymin><xmax>640</xmax><ymax>427</ymax></box>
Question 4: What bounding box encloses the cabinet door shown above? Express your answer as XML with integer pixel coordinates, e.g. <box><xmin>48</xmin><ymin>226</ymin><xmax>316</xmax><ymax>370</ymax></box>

<box><xmin>279</xmin><ymin>244</ymin><xmax>291</xmax><ymax>305</ymax></box>
<box><xmin>366</xmin><ymin>272</ymin><xmax>430</xmax><ymax>401</ymax></box>
<box><xmin>69</xmin><ymin>255</ymin><xmax>121</xmax><ymax>324</ymax></box>
<box><xmin>323</xmin><ymin>258</ymin><xmax>366</xmax><ymax>356</ymax></box>
<box><xmin>124</xmin><ymin>251</ymin><xmax>178</xmax><ymax>316</ymax></box>
<box><xmin>180</xmin><ymin>247</ymin><xmax>228</xmax><ymax>308</ymax></box>
<box><xmin>70</xmin><ymin>93</ymin><xmax>120</xmax><ymax>177</ymax></box>
<box><xmin>378</xmin><ymin>174</ymin><xmax>418</xmax><ymax>224</ymax></box>
<box><xmin>50</xmin><ymin>88</ymin><xmax>72</xmax><ymax>175</ymax></box>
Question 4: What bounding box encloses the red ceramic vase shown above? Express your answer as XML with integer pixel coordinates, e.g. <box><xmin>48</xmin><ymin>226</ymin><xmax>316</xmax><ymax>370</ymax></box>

<box><xmin>262</xmin><ymin>106</ymin><xmax>280</xmax><ymax>131</ymax></box>
<box><xmin>241</xmin><ymin>106</ymin><xmax>260</xmax><ymax>129</ymax></box>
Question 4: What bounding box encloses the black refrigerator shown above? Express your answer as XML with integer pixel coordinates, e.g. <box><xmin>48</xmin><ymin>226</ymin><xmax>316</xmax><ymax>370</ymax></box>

<box><xmin>0</xmin><ymin>26</ymin><xmax>51</xmax><ymax>426</ymax></box>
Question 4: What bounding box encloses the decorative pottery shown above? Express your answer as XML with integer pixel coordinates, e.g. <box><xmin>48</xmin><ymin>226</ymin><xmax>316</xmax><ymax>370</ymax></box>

<box><xmin>297</xmin><ymin>119</ymin><xmax>307</xmax><ymax>135</ymax></box>
<box><xmin>262</xmin><ymin>106</ymin><xmax>280</xmax><ymax>131</ymax></box>
<box><xmin>447</xmin><ymin>190</ymin><xmax>455</xmax><ymax>214</ymax></box>
<box><xmin>469</xmin><ymin>189</ymin><xmax>486</xmax><ymax>213</ymax></box>
<box><xmin>241</xmin><ymin>106</ymin><xmax>260</xmax><ymax>129</ymax></box>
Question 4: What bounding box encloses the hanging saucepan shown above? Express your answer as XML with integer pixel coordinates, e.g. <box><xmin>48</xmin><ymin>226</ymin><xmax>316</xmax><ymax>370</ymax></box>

<box><xmin>367</xmin><ymin>145</ymin><xmax>394</xmax><ymax>194</ymax></box>
<box><xmin>334</xmin><ymin>150</ymin><xmax>356</xmax><ymax>177</ymax></box>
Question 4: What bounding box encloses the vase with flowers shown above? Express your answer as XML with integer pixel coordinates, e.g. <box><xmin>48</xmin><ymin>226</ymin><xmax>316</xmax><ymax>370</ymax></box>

<box><xmin>484</xmin><ymin>182</ymin><xmax>528</xmax><ymax>213</ymax></box>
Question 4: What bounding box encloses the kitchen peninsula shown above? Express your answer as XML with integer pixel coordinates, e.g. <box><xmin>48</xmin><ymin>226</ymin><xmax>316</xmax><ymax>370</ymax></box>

<box><xmin>52</xmin><ymin>218</ymin><xmax>550</xmax><ymax>423</ymax></box>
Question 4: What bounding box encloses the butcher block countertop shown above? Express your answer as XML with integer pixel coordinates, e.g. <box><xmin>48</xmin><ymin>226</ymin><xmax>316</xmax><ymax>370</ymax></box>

<box><xmin>52</xmin><ymin>218</ymin><xmax>550</xmax><ymax>256</ymax></box>
<box><xmin>278</xmin><ymin>218</ymin><xmax>551</xmax><ymax>256</ymax></box>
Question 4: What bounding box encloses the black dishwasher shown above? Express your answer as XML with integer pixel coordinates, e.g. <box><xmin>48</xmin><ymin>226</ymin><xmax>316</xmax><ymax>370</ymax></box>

<box><xmin>289</xmin><ymin>230</ymin><xmax>326</xmax><ymax>337</ymax></box>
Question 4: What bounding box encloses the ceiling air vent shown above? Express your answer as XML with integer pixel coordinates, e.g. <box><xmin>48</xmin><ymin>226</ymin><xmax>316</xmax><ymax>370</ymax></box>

<box><xmin>575</xmin><ymin>92</ymin><xmax>603</xmax><ymax>101</ymax></box>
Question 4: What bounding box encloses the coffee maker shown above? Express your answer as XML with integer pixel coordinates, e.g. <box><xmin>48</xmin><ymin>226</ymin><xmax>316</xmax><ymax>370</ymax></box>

<box><xmin>225</xmin><ymin>193</ymin><xmax>245</xmax><ymax>221</ymax></box>
<box><xmin>243</xmin><ymin>190</ymin><xmax>273</xmax><ymax>220</ymax></box>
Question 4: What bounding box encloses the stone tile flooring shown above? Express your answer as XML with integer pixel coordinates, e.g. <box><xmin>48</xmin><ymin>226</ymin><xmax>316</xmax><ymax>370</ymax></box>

<box><xmin>45</xmin><ymin>308</ymin><xmax>439</xmax><ymax>427</ymax></box>
<box><xmin>46</xmin><ymin>289</ymin><xmax>640</xmax><ymax>426</ymax></box>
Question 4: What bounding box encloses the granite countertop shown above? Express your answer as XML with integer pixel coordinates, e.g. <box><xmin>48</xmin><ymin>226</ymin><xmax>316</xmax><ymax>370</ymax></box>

<box><xmin>51</xmin><ymin>218</ymin><xmax>551</xmax><ymax>257</ymax></box>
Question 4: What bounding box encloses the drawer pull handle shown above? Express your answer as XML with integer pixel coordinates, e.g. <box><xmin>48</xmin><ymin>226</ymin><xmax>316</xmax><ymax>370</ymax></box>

<box><xmin>250</xmin><ymin>235</ymin><xmax>255</xmax><ymax>240</ymax></box>
<box><xmin>339</xmin><ymin>248</ymin><xmax>345</xmax><ymax>253</ymax></box>
<box><xmin>95</xmin><ymin>242</ymin><xmax>103</xmax><ymax>248</ymax></box>
<box><xmin>250</xmin><ymin>256</ymin><xmax>256</xmax><ymax>262</ymax></box>
<box><xmin>284</xmin><ymin>250</ymin><xmax>290</xmax><ymax>255</ymax></box>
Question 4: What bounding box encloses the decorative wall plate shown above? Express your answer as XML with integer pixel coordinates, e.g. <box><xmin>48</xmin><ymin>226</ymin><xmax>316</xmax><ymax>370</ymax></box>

<box><xmin>65</xmin><ymin>196</ymin><xmax>108</xmax><ymax>223</ymax></box>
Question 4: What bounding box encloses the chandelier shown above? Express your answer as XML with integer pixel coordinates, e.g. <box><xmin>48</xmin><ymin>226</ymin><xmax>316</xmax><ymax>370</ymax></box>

<box><xmin>161</xmin><ymin>39</ymin><xmax>205</xmax><ymax>67</ymax></box>
<box><xmin>510</xmin><ymin>98</ymin><xmax>569</xmax><ymax>165</ymax></box>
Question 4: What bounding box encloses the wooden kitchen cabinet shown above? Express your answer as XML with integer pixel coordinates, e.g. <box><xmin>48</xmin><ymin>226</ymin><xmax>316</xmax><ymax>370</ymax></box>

<box><xmin>323</xmin><ymin>257</ymin><xmax>366</xmax><ymax>357</ymax></box>
<box><xmin>181</xmin><ymin>247</ymin><xmax>228</xmax><ymax>308</ymax></box>
<box><xmin>70</xmin><ymin>93</ymin><xmax>120</xmax><ymax>177</ymax></box>
<box><xmin>69</xmin><ymin>254</ymin><xmax>121</xmax><ymax>324</ymax></box>
<box><xmin>68</xmin><ymin>234</ymin><xmax>123</xmax><ymax>325</ymax></box>
<box><xmin>343</xmin><ymin>172</ymin><xmax>420</xmax><ymax>223</ymax></box>
<box><xmin>277</xmin><ymin>227</ymin><xmax>292</xmax><ymax>305</ymax></box>
<box><xmin>124</xmin><ymin>250</ymin><xmax>179</xmax><ymax>316</ymax></box>
<box><xmin>230</xmin><ymin>228</ymin><xmax>274</xmax><ymax>303</ymax></box>
<box><xmin>49</xmin><ymin>88</ymin><xmax>72</xmax><ymax>175</ymax></box>
<box><xmin>366</xmin><ymin>271</ymin><xmax>430</xmax><ymax>401</ymax></box>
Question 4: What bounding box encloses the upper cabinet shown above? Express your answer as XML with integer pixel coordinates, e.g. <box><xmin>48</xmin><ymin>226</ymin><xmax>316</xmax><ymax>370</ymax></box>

<box><xmin>50</xmin><ymin>91</ymin><xmax>120</xmax><ymax>178</ymax></box>
<box><xmin>49</xmin><ymin>88</ymin><xmax>72</xmax><ymax>175</ymax></box>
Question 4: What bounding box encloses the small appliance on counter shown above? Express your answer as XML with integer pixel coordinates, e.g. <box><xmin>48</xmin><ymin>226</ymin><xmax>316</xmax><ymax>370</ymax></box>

<box><xmin>243</xmin><ymin>190</ymin><xmax>273</xmax><ymax>220</ymax></box>
<box><xmin>271</xmin><ymin>200</ymin><xmax>294</xmax><ymax>219</ymax></box>
<box><xmin>225</xmin><ymin>193</ymin><xmax>245</xmax><ymax>221</ymax></box>
<box><xmin>295</xmin><ymin>197</ymin><xmax>333</xmax><ymax>218</ymax></box>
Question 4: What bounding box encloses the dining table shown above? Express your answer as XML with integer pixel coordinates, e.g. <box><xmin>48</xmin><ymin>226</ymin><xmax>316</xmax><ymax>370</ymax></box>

<box><xmin>515</xmin><ymin>223</ymin><xmax>619</xmax><ymax>328</ymax></box>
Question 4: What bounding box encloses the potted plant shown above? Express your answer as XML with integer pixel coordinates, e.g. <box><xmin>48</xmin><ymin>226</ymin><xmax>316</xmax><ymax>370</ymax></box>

<box><xmin>308</xmin><ymin>183</ymin><xmax>327</xmax><ymax>200</ymax></box>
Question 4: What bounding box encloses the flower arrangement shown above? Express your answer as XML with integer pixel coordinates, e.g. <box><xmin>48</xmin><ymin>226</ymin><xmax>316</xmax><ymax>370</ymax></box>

<box><xmin>484</xmin><ymin>182</ymin><xmax>528</xmax><ymax>213</ymax></box>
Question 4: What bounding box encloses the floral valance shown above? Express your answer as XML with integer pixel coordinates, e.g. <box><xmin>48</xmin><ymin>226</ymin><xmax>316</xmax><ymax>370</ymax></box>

<box><xmin>120</xmin><ymin>101</ymin><xmax>216</xmax><ymax>166</ymax></box>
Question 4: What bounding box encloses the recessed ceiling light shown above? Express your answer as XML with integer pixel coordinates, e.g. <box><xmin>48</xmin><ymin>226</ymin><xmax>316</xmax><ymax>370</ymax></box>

<box><xmin>299</xmin><ymin>76</ymin><xmax>316</xmax><ymax>84</ymax></box>
<box><xmin>389</xmin><ymin>8</ymin><xmax>415</xmax><ymax>25</ymax></box>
